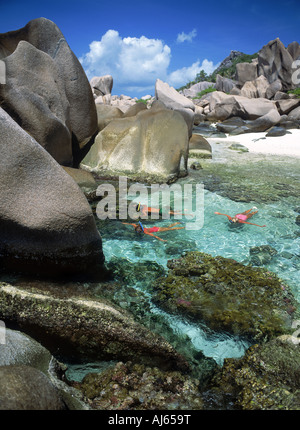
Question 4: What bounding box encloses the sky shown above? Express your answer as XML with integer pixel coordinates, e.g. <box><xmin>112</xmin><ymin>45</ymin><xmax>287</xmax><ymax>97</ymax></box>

<box><xmin>1</xmin><ymin>0</ymin><xmax>299</xmax><ymax>98</ymax></box>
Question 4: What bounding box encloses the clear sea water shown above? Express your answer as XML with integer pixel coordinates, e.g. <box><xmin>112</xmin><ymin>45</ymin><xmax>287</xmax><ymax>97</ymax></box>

<box><xmin>67</xmin><ymin>142</ymin><xmax>300</xmax><ymax>382</ymax></box>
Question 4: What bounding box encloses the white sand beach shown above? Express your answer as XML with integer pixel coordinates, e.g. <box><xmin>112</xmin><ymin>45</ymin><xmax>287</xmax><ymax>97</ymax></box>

<box><xmin>209</xmin><ymin>129</ymin><xmax>300</xmax><ymax>157</ymax></box>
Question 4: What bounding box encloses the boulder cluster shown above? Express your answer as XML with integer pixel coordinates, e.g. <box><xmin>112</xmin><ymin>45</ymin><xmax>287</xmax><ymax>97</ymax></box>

<box><xmin>0</xmin><ymin>18</ymin><xmax>104</xmax><ymax>278</ymax></box>
<box><xmin>85</xmin><ymin>38</ymin><xmax>300</xmax><ymax>180</ymax></box>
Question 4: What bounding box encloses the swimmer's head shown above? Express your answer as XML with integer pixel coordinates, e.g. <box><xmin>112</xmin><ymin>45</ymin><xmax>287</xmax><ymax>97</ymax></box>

<box><xmin>135</xmin><ymin>221</ymin><xmax>144</xmax><ymax>234</ymax></box>
<box><xmin>135</xmin><ymin>225</ymin><xmax>143</xmax><ymax>233</ymax></box>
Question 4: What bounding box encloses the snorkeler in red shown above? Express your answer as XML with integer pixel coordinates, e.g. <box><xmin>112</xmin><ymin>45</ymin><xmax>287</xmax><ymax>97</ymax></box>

<box><xmin>215</xmin><ymin>207</ymin><xmax>266</xmax><ymax>227</ymax></box>
<box><xmin>122</xmin><ymin>221</ymin><xmax>184</xmax><ymax>241</ymax></box>
<box><xmin>135</xmin><ymin>202</ymin><xmax>189</xmax><ymax>217</ymax></box>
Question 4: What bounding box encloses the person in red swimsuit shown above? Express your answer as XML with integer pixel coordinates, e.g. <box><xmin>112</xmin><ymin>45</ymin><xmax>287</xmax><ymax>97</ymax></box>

<box><xmin>215</xmin><ymin>207</ymin><xmax>266</xmax><ymax>227</ymax></box>
<box><xmin>135</xmin><ymin>202</ymin><xmax>189</xmax><ymax>217</ymax></box>
<box><xmin>122</xmin><ymin>220</ymin><xmax>184</xmax><ymax>241</ymax></box>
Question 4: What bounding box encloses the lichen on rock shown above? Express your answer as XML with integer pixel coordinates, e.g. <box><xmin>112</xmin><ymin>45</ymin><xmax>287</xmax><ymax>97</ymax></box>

<box><xmin>152</xmin><ymin>251</ymin><xmax>298</xmax><ymax>341</ymax></box>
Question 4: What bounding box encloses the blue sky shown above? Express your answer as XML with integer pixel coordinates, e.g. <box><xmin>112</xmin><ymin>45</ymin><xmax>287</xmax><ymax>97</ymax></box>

<box><xmin>1</xmin><ymin>0</ymin><xmax>299</xmax><ymax>97</ymax></box>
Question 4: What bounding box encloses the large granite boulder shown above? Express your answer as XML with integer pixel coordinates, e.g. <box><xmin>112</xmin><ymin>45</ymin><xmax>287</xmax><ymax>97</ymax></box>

<box><xmin>208</xmin><ymin>91</ymin><xmax>277</xmax><ymax>121</ymax></box>
<box><xmin>155</xmin><ymin>79</ymin><xmax>195</xmax><ymax>137</ymax></box>
<box><xmin>287</xmin><ymin>41</ymin><xmax>300</xmax><ymax>61</ymax></box>
<box><xmin>0</xmin><ymin>18</ymin><xmax>97</xmax><ymax>166</ymax></box>
<box><xmin>182</xmin><ymin>81</ymin><xmax>216</xmax><ymax>98</ymax></box>
<box><xmin>258</xmin><ymin>38</ymin><xmax>295</xmax><ymax>91</ymax></box>
<box><xmin>240</xmin><ymin>75</ymin><xmax>270</xmax><ymax>98</ymax></box>
<box><xmin>0</xmin><ymin>107</ymin><xmax>105</xmax><ymax>278</ymax></box>
<box><xmin>95</xmin><ymin>104</ymin><xmax>124</xmax><ymax>132</ymax></box>
<box><xmin>81</xmin><ymin>105</ymin><xmax>189</xmax><ymax>183</ymax></box>
<box><xmin>0</xmin><ymin>365</ymin><xmax>65</xmax><ymax>410</ymax></box>
<box><xmin>215</xmin><ymin>74</ymin><xmax>236</xmax><ymax>93</ymax></box>
<box><xmin>235</xmin><ymin>60</ymin><xmax>258</xmax><ymax>86</ymax></box>
<box><xmin>90</xmin><ymin>75</ymin><xmax>113</xmax><ymax>98</ymax></box>
<box><xmin>276</xmin><ymin>98</ymin><xmax>300</xmax><ymax>115</ymax></box>
<box><xmin>288</xmin><ymin>106</ymin><xmax>300</xmax><ymax>120</ymax></box>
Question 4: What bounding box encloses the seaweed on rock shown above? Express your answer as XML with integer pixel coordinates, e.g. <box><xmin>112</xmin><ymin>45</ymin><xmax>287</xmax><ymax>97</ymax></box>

<box><xmin>152</xmin><ymin>251</ymin><xmax>299</xmax><ymax>341</ymax></box>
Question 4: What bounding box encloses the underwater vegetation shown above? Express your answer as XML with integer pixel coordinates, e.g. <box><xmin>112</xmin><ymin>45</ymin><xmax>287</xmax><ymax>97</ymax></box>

<box><xmin>152</xmin><ymin>251</ymin><xmax>299</xmax><ymax>341</ymax></box>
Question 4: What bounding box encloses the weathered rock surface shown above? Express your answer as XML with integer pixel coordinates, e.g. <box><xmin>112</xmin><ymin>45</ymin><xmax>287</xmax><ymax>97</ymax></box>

<box><xmin>240</xmin><ymin>75</ymin><xmax>270</xmax><ymax>98</ymax></box>
<box><xmin>90</xmin><ymin>75</ymin><xmax>113</xmax><ymax>98</ymax></box>
<box><xmin>0</xmin><ymin>282</ymin><xmax>189</xmax><ymax>371</ymax></box>
<box><xmin>208</xmin><ymin>91</ymin><xmax>278</xmax><ymax>122</ymax></box>
<box><xmin>81</xmin><ymin>105</ymin><xmax>189</xmax><ymax>183</ymax></box>
<box><xmin>182</xmin><ymin>81</ymin><xmax>216</xmax><ymax>98</ymax></box>
<box><xmin>73</xmin><ymin>361</ymin><xmax>205</xmax><ymax>410</ymax></box>
<box><xmin>155</xmin><ymin>79</ymin><xmax>195</xmax><ymax>137</ymax></box>
<box><xmin>235</xmin><ymin>61</ymin><xmax>258</xmax><ymax>86</ymax></box>
<box><xmin>95</xmin><ymin>104</ymin><xmax>124</xmax><ymax>132</ymax></box>
<box><xmin>258</xmin><ymin>38</ymin><xmax>295</xmax><ymax>91</ymax></box>
<box><xmin>0</xmin><ymin>365</ymin><xmax>65</xmax><ymax>410</ymax></box>
<box><xmin>0</xmin><ymin>107</ymin><xmax>104</xmax><ymax>278</ymax></box>
<box><xmin>0</xmin><ymin>17</ymin><xmax>97</xmax><ymax>165</ymax></box>
<box><xmin>207</xmin><ymin>338</ymin><xmax>300</xmax><ymax>410</ymax></box>
<box><xmin>189</xmin><ymin>134</ymin><xmax>212</xmax><ymax>159</ymax></box>
<box><xmin>152</xmin><ymin>252</ymin><xmax>297</xmax><ymax>341</ymax></box>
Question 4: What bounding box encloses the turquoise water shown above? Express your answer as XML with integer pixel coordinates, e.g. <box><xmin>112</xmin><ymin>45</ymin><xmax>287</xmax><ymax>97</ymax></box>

<box><xmin>87</xmin><ymin>187</ymin><xmax>300</xmax><ymax>371</ymax></box>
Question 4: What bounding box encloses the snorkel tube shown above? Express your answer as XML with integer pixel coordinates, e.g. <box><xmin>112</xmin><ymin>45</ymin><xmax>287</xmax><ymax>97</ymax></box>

<box><xmin>138</xmin><ymin>220</ymin><xmax>144</xmax><ymax>232</ymax></box>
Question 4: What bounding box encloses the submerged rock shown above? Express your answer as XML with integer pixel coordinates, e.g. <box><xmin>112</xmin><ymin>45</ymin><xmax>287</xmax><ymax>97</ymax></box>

<box><xmin>152</xmin><ymin>252</ymin><xmax>297</xmax><ymax>341</ymax></box>
<box><xmin>206</xmin><ymin>337</ymin><xmax>300</xmax><ymax>410</ymax></box>
<box><xmin>72</xmin><ymin>361</ymin><xmax>204</xmax><ymax>410</ymax></box>
<box><xmin>249</xmin><ymin>245</ymin><xmax>278</xmax><ymax>266</ymax></box>
<box><xmin>0</xmin><ymin>282</ymin><xmax>189</xmax><ymax>372</ymax></box>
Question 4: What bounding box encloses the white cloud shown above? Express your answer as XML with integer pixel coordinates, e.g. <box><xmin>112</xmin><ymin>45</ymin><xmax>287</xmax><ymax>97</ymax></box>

<box><xmin>176</xmin><ymin>29</ymin><xmax>197</xmax><ymax>43</ymax></box>
<box><xmin>167</xmin><ymin>59</ymin><xmax>220</xmax><ymax>88</ymax></box>
<box><xmin>80</xmin><ymin>30</ymin><xmax>171</xmax><ymax>93</ymax></box>
<box><xmin>80</xmin><ymin>29</ymin><xmax>219</xmax><ymax>95</ymax></box>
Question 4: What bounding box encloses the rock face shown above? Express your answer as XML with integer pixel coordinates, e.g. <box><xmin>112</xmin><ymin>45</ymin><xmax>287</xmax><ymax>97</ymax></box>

<box><xmin>0</xmin><ymin>17</ymin><xmax>97</xmax><ymax>166</ymax></box>
<box><xmin>235</xmin><ymin>61</ymin><xmax>258</xmax><ymax>86</ymax></box>
<box><xmin>208</xmin><ymin>338</ymin><xmax>300</xmax><ymax>410</ymax></box>
<box><xmin>0</xmin><ymin>329</ymin><xmax>52</xmax><ymax>371</ymax></box>
<box><xmin>81</xmin><ymin>105</ymin><xmax>189</xmax><ymax>183</ymax></box>
<box><xmin>0</xmin><ymin>282</ymin><xmax>189</xmax><ymax>372</ymax></box>
<box><xmin>0</xmin><ymin>365</ymin><xmax>65</xmax><ymax>410</ymax></box>
<box><xmin>0</xmin><ymin>107</ymin><xmax>105</xmax><ymax>278</ymax></box>
<box><xmin>207</xmin><ymin>91</ymin><xmax>277</xmax><ymax>122</ymax></box>
<box><xmin>258</xmin><ymin>38</ymin><xmax>295</xmax><ymax>91</ymax></box>
<box><xmin>155</xmin><ymin>79</ymin><xmax>195</xmax><ymax>137</ymax></box>
<box><xmin>90</xmin><ymin>75</ymin><xmax>113</xmax><ymax>100</ymax></box>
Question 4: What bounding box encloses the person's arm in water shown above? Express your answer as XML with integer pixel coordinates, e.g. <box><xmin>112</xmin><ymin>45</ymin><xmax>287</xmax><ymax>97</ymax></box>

<box><xmin>237</xmin><ymin>220</ymin><xmax>266</xmax><ymax>227</ymax></box>
<box><xmin>214</xmin><ymin>212</ymin><xmax>233</xmax><ymax>220</ymax></box>
<box><xmin>144</xmin><ymin>231</ymin><xmax>167</xmax><ymax>242</ymax></box>
<box><xmin>122</xmin><ymin>222</ymin><xmax>138</xmax><ymax>227</ymax></box>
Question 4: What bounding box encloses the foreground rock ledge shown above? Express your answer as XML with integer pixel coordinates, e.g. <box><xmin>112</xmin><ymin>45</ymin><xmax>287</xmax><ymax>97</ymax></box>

<box><xmin>0</xmin><ymin>283</ymin><xmax>189</xmax><ymax>372</ymax></box>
